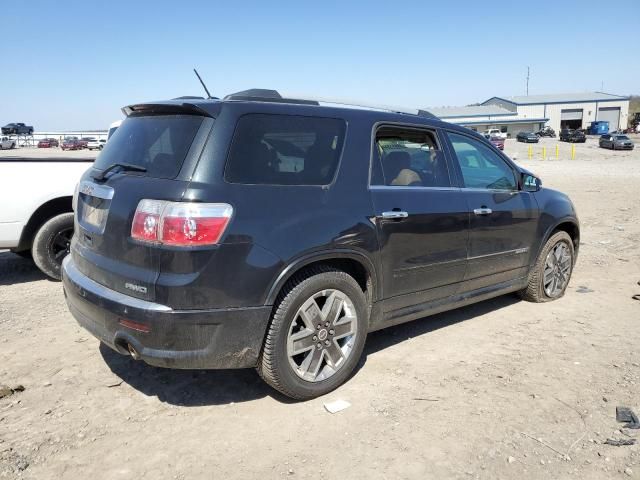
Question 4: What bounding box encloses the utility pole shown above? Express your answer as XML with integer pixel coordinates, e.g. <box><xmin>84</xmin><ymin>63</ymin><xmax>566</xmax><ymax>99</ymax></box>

<box><xmin>526</xmin><ymin>66</ymin><xmax>530</xmax><ymax>96</ymax></box>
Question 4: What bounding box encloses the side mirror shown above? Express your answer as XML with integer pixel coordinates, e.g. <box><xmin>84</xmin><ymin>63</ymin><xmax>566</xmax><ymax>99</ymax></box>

<box><xmin>522</xmin><ymin>173</ymin><xmax>541</xmax><ymax>192</ymax></box>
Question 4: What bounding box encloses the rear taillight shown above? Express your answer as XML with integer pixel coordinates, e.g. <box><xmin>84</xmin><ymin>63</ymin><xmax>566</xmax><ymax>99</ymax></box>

<box><xmin>131</xmin><ymin>200</ymin><xmax>232</xmax><ymax>246</ymax></box>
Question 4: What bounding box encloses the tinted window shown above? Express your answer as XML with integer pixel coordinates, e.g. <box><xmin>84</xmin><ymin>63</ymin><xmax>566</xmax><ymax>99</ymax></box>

<box><xmin>94</xmin><ymin>115</ymin><xmax>203</xmax><ymax>178</ymax></box>
<box><xmin>447</xmin><ymin>132</ymin><xmax>517</xmax><ymax>190</ymax></box>
<box><xmin>225</xmin><ymin>114</ymin><xmax>345</xmax><ymax>185</ymax></box>
<box><xmin>372</xmin><ymin>126</ymin><xmax>450</xmax><ymax>187</ymax></box>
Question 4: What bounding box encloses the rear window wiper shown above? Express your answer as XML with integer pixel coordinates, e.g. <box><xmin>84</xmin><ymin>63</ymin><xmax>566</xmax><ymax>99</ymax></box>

<box><xmin>92</xmin><ymin>162</ymin><xmax>147</xmax><ymax>181</ymax></box>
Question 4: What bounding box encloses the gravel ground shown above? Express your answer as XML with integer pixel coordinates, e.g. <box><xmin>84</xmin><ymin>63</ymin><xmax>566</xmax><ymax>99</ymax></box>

<box><xmin>1</xmin><ymin>135</ymin><xmax>639</xmax><ymax>479</ymax></box>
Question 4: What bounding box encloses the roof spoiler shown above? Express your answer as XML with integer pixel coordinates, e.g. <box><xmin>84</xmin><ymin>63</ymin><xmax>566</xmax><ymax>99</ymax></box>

<box><xmin>121</xmin><ymin>102</ymin><xmax>213</xmax><ymax>117</ymax></box>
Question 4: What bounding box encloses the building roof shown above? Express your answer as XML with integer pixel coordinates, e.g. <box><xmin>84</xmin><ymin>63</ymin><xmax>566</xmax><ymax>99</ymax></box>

<box><xmin>427</xmin><ymin>105</ymin><xmax>515</xmax><ymax>119</ymax></box>
<box><xmin>483</xmin><ymin>92</ymin><xmax>629</xmax><ymax>106</ymax></box>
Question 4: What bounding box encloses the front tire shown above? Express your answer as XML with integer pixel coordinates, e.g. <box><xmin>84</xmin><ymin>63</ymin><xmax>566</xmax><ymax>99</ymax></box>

<box><xmin>258</xmin><ymin>266</ymin><xmax>368</xmax><ymax>400</ymax></box>
<box><xmin>519</xmin><ymin>231</ymin><xmax>574</xmax><ymax>303</ymax></box>
<box><xmin>32</xmin><ymin>213</ymin><xmax>74</xmax><ymax>280</ymax></box>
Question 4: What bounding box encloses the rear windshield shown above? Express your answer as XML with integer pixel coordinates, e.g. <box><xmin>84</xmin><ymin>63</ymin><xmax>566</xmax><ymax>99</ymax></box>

<box><xmin>225</xmin><ymin>114</ymin><xmax>346</xmax><ymax>185</ymax></box>
<box><xmin>94</xmin><ymin>114</ymin><xmax>204</xmax><ymax>178</ymax></box>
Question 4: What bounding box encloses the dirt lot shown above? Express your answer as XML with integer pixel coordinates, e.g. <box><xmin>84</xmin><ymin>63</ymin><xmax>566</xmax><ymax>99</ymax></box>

<box><xmin>1</xmin><ymin>136</ymin><xmax>639</xmax><ymax>479</ymax></box>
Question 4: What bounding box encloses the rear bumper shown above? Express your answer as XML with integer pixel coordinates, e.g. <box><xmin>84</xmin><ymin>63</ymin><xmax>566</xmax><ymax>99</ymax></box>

<box><xmin>62</xmin><ymin>256</ymin><xmax>272</xmax><ymax>369</ymax></box>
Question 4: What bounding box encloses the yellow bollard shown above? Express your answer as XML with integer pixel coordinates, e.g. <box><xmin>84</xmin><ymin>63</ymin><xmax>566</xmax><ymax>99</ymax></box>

<box><xmin>571</xmin><ymin>144</ymin><xmax>575</xmax><ymax>160</ymax></box>
<box><xmin>542</xmin><ymin>146</ymin><xmax>546</xmax><ymax>160</ymax></box>
<box><xmin>528</xmin><ymin>145</ymin><xmax>532</xmax><ymax>160</ymax></box>
<box><xmin>555</xmin><ymin>145</ymin><xmax>559</xmax><ymax>160</ymax></box>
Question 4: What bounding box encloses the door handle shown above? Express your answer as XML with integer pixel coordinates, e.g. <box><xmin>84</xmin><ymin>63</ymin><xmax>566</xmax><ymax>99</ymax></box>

<box><xmin>473</xmin><ymin>207</ymin><xmax>493</xmax><ymax>215</ymax></box>
<box><xmin>381</xmin><ymin>211</ymin><xmax>409</xmax><ymax>219</ymax></box>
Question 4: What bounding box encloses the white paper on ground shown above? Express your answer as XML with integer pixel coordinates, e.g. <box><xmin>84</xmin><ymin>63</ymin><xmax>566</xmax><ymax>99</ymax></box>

<box><xmin>324</xmin><ymin>399</ymin><xmax>351</xmax><ymax>414</ymax></box>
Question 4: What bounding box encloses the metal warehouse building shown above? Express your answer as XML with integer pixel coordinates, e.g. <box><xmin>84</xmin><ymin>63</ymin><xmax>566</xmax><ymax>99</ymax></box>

<box><xmin>430</xmin><ymin>92</ymin><xmax>630</xmax><ymax>136</ymax></box>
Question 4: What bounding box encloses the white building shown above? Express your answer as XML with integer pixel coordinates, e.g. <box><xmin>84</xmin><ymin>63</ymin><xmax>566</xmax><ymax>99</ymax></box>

<box><xmin>428</xmin><ymin>104</ymin><xmax>547</xmax><ymax>137</ymax></box>
<box><xmin>430</xmin><ymin>92</ymin><xmax>630</xmax><ymax>136</ymax></box>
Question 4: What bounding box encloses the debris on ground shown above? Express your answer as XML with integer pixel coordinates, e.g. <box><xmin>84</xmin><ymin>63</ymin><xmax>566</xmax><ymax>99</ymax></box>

<box><xmin>604</xmin><ymin>438</ymin><xmax>636</xmax><ymax>446</ymax></box>
<box><xmin>0</xmin><ymin>384</ymin><xmax>25</xmax><ymax>399</ymax></box>
<box><xmin>576</xmin><ymin>286</ymin><xmax>594</xmax><ymax>293</ymax></box>
<box><xmin>616</xmin><ymin>406</ymin><xmax>640</xmax><ymax>429</ymax></box>
<box><xmin>324</xmin><ymin>399</ymin><xmax>351</xmax><ymax>414</ymax></box>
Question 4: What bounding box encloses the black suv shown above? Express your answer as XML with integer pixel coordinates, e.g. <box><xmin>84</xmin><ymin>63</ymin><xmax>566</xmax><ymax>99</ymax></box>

<box><xmin>559</xmin><ymin>129</ymin><xmax>586</xmax><ymax>143</ymax></box>
<box><xmin>1</xmin><ymin>122</ymin><xmax>34</xmax><ymax>135</ymax></box>
<box><xmin>62</xmin><ymin>90</ymin><xmax>579</xmax><ymax>399</ymax></box>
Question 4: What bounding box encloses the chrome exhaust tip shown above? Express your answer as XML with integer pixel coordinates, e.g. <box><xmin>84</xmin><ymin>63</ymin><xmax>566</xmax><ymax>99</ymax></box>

<box><xmin>127</xmin><ymin>343</ymin><xmax>140</xmax><ymax>360</ymax></box>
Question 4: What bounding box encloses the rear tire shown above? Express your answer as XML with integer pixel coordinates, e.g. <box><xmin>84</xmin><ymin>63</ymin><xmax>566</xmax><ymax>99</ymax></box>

<box><xmin>32</xmin><ymin>213</ymin><xmax>74</xmax><ymax>280</ymax></box>
<box><xmin>257</xmin><ymin>266</ymin><xmax>368</xmax><ymax>400</ymax></box>
<box><xmin>519</xmin><ymin>231</ymin><xmax>574</xmax><ymax>303</ymax></box>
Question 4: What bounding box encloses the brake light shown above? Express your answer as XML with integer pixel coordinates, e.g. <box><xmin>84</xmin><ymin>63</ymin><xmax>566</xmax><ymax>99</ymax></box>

<box><xmin>131</xmin><ymin>199</ymin><xmax>164</xmax><ymax>243</ymax></box>
<box><xmin>131</xmin><ymin>200</ymin><xmax>232</xmax><ymax>246</ymax></box>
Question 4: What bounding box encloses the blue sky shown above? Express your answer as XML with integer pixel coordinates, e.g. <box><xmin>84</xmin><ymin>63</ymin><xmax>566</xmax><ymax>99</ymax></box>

<box><xmin>2</xmin><ymin>0</ymin><xmax>638</xmax><ymax>131</ymax></box>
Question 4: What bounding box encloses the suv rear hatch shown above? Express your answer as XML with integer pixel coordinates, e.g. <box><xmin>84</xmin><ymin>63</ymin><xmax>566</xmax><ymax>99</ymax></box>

<box><xmin>72</xmin><ymin>105</ymin><xmax>215</xmax><ymax>303</ymax></box>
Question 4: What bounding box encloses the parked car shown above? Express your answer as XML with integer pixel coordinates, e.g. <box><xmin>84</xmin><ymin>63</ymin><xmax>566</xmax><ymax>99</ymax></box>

<box><xmin>75</xmin><ymin>137</ymin><xmax>95</xmax><ymax>149</ymax></box>
<box><xmin>61</xmin><ymin>139</ymin><xmax>84</xmax><ymax>151</ymax></box>
<box><xmin>37</xmin><ymin>138</ymin><xmax>60</xmax><ymax>148</ymax></box>
<box><xmin>482</xmin><ymin>128</ymin><xmax>507</xmax><ymax>140</ymax></box>
<box><xmin>62</xmin><ymin>90</ymin><xmax>579</xmax><ymax>400</ymax></box>
<box><xmin>87</xmin><ymin>139</ymin><xmax>106</xmax><ymax>151</ymax></box>
<box><xmin>0</xmin><ymin>156</ymin><xmax>93</xmax><ymax>279</ymax></box>
<box><xmin>0</xmin><ymin>136</ymin><xmax>17</xmax><ymax>150</ymax></box>
<box><xmin>535</xmin><ymin>127</ymin><xmax>555</xmax><ymax>138</ymax></box>
<box><xmin>1</xmin><ymin>123</ymin><xmax>34</xmax><ymax>135</ymax></box>
<box><xmin>559</xmin><ymin>129</ymin><xmax>586</xmax><ymax>143</ymax></box>
<box><xmin>599</xmin><ymin>134</ymin><xmax>634</xmax><ymax>150</ymax></box>
<box><xmin>516</xmin><ymin>131</ymin><xmax>539</xmax><ymax>143</ymax></box>
<box><xmin>487</xmin><ymin>135</ymin><xmax>505</xmax><ymax>150</ymax></box>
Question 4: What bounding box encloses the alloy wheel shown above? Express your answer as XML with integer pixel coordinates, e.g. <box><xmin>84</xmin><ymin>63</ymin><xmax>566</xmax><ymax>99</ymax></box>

<box><xmin>286</xmin><ymin>289</ymin><xmax>358</xmax><ymax>382</ymax></box>
<box><xmin>543</xmin><ymin>242</ymin><xmax>572</xmax><ymax>298</ymax></box>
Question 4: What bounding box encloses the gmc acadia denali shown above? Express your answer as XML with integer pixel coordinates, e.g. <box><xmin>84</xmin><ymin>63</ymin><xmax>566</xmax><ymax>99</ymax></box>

<box><xmin>62</xmin><ymin>90</ymin><xmax>579</xmax><ymax>399</ymax></box>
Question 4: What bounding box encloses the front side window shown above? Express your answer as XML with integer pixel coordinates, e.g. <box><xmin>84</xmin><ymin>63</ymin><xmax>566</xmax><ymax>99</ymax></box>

<box><xmin>447</xmin><ymin>132</ymin><xmax>517</xmax><ymax>190</ymax></box>
<box><xmin>372</xmin><ymin>126</ymin><xmax>451</xmax><ymax>187</ymax></box>
<box><xmin>225</xmin><ymin>114</ymin><xmax>346</xmax><ymax>185</ymax></box>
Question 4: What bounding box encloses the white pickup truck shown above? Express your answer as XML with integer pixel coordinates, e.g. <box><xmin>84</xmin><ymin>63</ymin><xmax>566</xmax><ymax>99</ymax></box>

<box><xmin>0</xmin><ymin>156</ymin><xmax>92</xmax><ymax>279</ymax></box>
<box><xmin>482</xmin><ymin>128</ymin><xmax>508</xmax><ymax>140</ymax></box>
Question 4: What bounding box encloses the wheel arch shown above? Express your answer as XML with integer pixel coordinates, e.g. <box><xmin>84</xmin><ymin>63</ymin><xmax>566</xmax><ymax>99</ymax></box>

<box><xmin>16</xmin><ymin>196</ymin><xmax>73</xmax><ymax>251</ymax></box>
<box><xmin>264</xmin><ymin>250</ymin><xmax>379</xmax><ymax>307</ymax></box>
<box><xmin>537</xmin><ymin>218</ymin><xmax>580</xmax><ymax>264</ymax></box>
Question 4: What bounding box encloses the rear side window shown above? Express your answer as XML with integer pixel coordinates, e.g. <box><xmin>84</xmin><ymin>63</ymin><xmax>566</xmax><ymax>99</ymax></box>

<box><xmin>372</xmin><ymin>126</ymin><xmax>451</xmax><ymax>187</ymax></box>
<box><xmin>225</xmin><ymin>114</ymin><xmax>346</xmax><ymax>185</ymax></box>
<box><xmin>94</xmin><ymin>114</ymin><xmax>204</xmax><ymax>178</ymax></box>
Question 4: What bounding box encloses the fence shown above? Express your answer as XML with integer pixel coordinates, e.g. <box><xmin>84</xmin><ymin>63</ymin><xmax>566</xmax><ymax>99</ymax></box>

<box><xmin>2</xmin><ymin>131</ymin><xmax>108</xmax><ymax>147</ymax></box>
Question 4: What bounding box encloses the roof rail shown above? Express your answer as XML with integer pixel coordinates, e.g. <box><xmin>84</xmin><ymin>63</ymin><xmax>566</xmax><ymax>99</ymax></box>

<box><xmin>223</xmin><ymin>88</ymin><xmax>438</xmax><ymax>119</ymax></box>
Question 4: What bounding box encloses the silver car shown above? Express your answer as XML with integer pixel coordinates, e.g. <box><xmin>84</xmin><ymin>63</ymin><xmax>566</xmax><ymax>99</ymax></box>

<box><xmin>599</xmin><ymin>134</ymin><xmax>634</xmax><ymax>150</ymax></box>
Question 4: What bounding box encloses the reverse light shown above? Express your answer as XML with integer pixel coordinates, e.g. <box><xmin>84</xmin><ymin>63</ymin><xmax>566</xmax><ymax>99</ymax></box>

<box><xmin>131</xmin><ymin>200</ymin><xmax>233</xmax><ymax>246</ymax></box>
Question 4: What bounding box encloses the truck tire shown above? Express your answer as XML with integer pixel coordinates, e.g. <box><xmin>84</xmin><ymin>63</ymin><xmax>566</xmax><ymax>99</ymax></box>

<box><xmin>32</xmin><ymin>213</ymin><xmax>74</xmax><ymax>280</ymax></box>
<box><xmin>257</xmin><ymin>266</ymin><xmax>368</xmax><ymax>400</ymax></box>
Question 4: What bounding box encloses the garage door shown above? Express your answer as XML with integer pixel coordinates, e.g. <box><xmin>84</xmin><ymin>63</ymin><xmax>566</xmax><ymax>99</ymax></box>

<box><xmin>597</xmin><ymin>107</ymin><xmax>620</xmax><ymax>132</ymax></box>
<box><xmin>561</xmin><ymin>109</ymin><xmax>583</xmax><ymax>121</ymax></box>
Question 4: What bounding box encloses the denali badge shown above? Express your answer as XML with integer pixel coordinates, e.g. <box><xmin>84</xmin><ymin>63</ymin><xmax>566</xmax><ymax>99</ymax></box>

<box><xmin>125</xmin><ymin>282</ymin><xmax>147</xmax><ymax>294</ymax></box>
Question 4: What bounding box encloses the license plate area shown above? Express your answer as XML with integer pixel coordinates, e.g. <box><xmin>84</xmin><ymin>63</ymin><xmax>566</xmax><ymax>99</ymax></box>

<box><xmin>77</xmin><ymin>181</ymin><xmax>114</xmax><ymax>234</ymax></box>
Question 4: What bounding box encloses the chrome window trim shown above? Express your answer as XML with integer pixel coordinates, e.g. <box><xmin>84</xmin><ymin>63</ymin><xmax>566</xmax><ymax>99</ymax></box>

<box><xmin>368</xmin><ymin>185</ymin><xmax>461</xmax><ymax>192</ymax></box>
